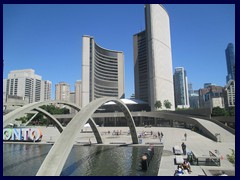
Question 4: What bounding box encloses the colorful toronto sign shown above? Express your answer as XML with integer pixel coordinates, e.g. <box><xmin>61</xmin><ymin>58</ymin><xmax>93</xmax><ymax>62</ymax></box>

<box><xmin>3</xmin><ymin>128</ymin><xmax>43</xmax><ymax>142</ymax></box>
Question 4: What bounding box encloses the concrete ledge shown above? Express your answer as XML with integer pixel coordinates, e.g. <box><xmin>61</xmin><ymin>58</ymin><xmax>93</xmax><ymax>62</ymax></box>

<box><xmin>175</xmin><ymin>155</ymin><xmax>184</xmax><ymax>164</ymax></box>
<box><xmin>109</xmin><ymin>142</ymin><xmax>126</xmax><ymax>144</ymax></box>
<box><xmin>145</xmin><ymin>142</ymin><xmax>164</xmax><ymax>145</ymax></box>
<box><xmin>173</xmin><ymin>145</ymin><xmax>183</xmax><ymax>155</ymax></box>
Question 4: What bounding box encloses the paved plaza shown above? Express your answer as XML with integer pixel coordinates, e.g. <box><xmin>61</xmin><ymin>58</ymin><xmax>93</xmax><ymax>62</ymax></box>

<box><xmin>32</xmin><ymin>125</ymin><xmax>235</xmax><ymax>176</ymax></box>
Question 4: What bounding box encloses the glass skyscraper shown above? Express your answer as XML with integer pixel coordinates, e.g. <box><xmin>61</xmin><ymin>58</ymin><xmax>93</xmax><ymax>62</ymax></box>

<box><xmin>225</xmin><ymin>43</ymin><xmax>235</xmax><ymax>83</ymax></box>
<box><xmin>173</xmin><ymin>67</ymin><xmax>189</xmax><ymax>109</ymax></box>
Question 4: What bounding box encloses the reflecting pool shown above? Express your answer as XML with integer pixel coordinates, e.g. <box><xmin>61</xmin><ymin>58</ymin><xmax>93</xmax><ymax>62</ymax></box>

<box><xmin>3</xmin><ymin>143</ymin><xmax>163</xmax><ymax>176</ymax></box>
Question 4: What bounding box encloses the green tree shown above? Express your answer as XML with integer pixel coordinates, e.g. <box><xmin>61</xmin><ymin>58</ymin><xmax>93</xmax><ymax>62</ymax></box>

<box><xmin>15</xmin><ymin>105</ymin><xmax>70</xmax><ymax>126</ymax></box>
<box><xmin>62</xmin><ymin>107</ymin><xmax>70</xmax><ymax>114</ymax></box>
<box><xmin>16</xmin><ymin>116</ymin><xmax>28</xmax><ymax>124</ymax></box>
<box><xmin>227</xmin><ymin>148</ymin><xmax>235</xmax><ymax>165</ymax></box>
<box><xmin>163</xmin><ymin>100</ymin><xmax>172</xmax><ymax>109</ymax></box>
<box><xmin>16</xmin><ymin>114</ymin><xmax>34</xmax><ymax>124</ymax></box>
<box><xmin>227</xmin><ymin>107</ymin><xmax>235</xmax><ymax>116</ymax></box>
<box><xmin>154</xmin><ymin>100</ymin><xmax>162</xmax><ymax>110</ymax></box>
<box><xmin>40</xmin><ymin>105</ymin><xmax>70</xmax><ymax>114</ymax></box>
<box><xmin>211</xmin><ymin>107</ymin><xmax>227</xmax><ymax>116</ymax></box>
<box><xmin>31</xmin><ymin>113</ymin><xmax>44</xmax><ymax>125</ymax></box>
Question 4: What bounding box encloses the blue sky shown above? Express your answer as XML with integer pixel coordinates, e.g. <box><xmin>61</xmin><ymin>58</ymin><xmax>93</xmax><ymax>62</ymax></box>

<box><xmin>3</xmin><ymin>4</ymin><xmax>235</xmax><ymax>99</ymax></box>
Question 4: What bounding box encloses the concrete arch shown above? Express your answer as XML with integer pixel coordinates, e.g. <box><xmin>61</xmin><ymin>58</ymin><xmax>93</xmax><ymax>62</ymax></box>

<box><xmin>87</xmin><ymin>118</ymin><xmax>104</xmax><ymax>144</ymax></box>
<box><xmin>31</xmin><ymin>108</ymin><xmax>64</xmax><ymax>133</ymax></box>
<box><xmin>36</xmin><ymin>97</ymin><xmax>138</xmax><ymax>176</ymax></box>
<box><xmin>3</xmin><ymin>101</ymin><xmax>104</xmax><ymax>144</ymax></box>
<box><xmin>3</xmin><ymin>100</ymin><xmax>81</xmax><ymax>128</ymax></box>
<box><xmin>25</xmin><ymin>109</ymin><xmax>104</xmax><ymax>143</ymax></box>
<box><xmin>26</xmin><ymin>108</ymin><xmax>103</xmax><ymax>144</ymax></box>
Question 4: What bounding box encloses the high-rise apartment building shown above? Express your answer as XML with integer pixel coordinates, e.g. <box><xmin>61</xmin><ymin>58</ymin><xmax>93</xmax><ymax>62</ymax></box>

<box><xmin>134</xmin><ymin>4</ymin><xmax>175</xmax><ymax>111</ymax></box>
<box><xmin>81</xmin><ymin>35</ymin><xmax>124</xmax><ymax>107</ymax></box>
<box><xmin>4</xmin><ymin>69</ymin><xmax>51</xmax><ymax>103</ymax></box>
<box><xmin>188</xmin><ymin>83</ymin><xmax>199</xmax><ymax>109</ymax></box>
<box><xmin>199</xmin><ymin>85</ymin><xmax>225</xmax><ymax>109</ymax></box>
<box><xmin>225</xmin><ymin>43</ymin><xmax>235</xmax><ymax>83</ymax></box>
<box><xmin>42</xmin><ymin>80</ymin><xmax>52</xmax><ymax>101</ymax></box>
<box><xmin>224</xmin><ymin>80</ymin><xmax>235</xmax><ymax>108</ymax></box>
<box><xmin>204</xmin><ymin>83</ymin><xmax>214</xmax><ymax>88</ymax></box>
<box><xmin>173</xmin><ymin>67</ymin><xmax>189</xmax><ymax>109</ymax></box>
<box><xmin>134</xmin><ymin>31</ymin><xmax>148</xmax><ymax>103</ymax></box>
<box><xmin>55</xmin><ymin>82</ymin><xmax>70</xmax><ymax>102</ymax></box>
<box><xmin>75</xmin><ymin>80</ymin><xmax>82</xmax><ymax>107</ymax></box>
<box><xmin>69</xmin><ymin>91</ymin><xmax>76</xmax><ymax>114</ymax></box>
<box><xmin>189</xmin><ymin>93</ymin><xmax>200</xmax><ymax>109</ymax></box>
<box><xmin>188</xmin><ymin>83</ymin><xmax>194</xmax><ymax>95</ymax></box>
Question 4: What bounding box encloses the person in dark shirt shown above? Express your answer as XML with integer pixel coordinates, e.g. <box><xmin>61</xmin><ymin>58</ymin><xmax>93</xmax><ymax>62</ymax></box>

<box><xmin>181</xmin><ymin>142</ymin><xmax>186</xmax><ymax>155</ymax></box>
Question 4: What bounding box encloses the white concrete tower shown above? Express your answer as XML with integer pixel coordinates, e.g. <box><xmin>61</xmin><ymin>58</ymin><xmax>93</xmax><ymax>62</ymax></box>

<box><xmin>145</xmin><ymin>4</ymin><xmax>175</xmax><ymax>110</ymax></box>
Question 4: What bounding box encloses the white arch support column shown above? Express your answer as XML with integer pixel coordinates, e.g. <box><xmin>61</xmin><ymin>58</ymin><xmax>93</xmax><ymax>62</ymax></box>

<box><xmin>88</xmin><ymin>118</ymin><xmax>104</xmax><ymax>144</ymax></box>
<box><xmin>36</xmin><ymin>97</ymin><xmax>138</xmax><ymax>176</ymax></box>
<box><xmin>33</xmin><ymin>107</ymin><xmax>64</xmax><ymax>133</ymax></box>
<box><xmin>113</xmin><ymin>101</ymin><xmax>138</xmax><ymax>144</ymax></box>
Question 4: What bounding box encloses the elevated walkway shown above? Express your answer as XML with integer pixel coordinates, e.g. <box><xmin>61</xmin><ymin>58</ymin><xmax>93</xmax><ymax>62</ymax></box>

<box><xmin>191</xmin><ymin>117</ymin><xmax>235</xmax><ymax>142</ymax></box>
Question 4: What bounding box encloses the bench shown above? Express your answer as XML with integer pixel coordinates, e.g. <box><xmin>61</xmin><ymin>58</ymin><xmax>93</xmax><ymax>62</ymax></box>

<box><xmin>175</xmin><ymin>155</ymin><xmax>184</xmax><ymax>164</ymax></box>
<box><xmin>191</xmin><ymin>151</ymin><xmax>221</xmax><ymax>166</ymax></box>
<box><xmin>173</xmin><ymin>145</ymin><xmax>183</xmax><ymax>155</ymax></box>
<box><xmin>209</xmin><ymin>151</ymin><xmax>219</xmax><ymax>157</ymax></box>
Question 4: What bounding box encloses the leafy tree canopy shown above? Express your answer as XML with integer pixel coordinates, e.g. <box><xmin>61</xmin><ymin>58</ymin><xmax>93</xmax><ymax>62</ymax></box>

<box><xmin>163</xmin><ymin>100</ymin><xmax>172</xmax><ymax>109</ymax></box>
<box><xmin>155</xmin><ymin>100</ymin><xmax>162</xmax><ymax>110</ymax></box>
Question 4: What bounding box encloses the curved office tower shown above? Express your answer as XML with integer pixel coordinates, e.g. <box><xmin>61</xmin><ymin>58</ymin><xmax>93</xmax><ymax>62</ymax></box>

<box><xmin>134</xmin><ymin>4</ymin><xmax>175</xmax><ymax>111</ymax></box>
<box><xmin>82</xmin><ymin>36</ymin><xmax>124</xmax><ymax>107</ymax></box>
<box><xmin>225</xmin><ymin>43</ymin><xmax>235</xmax><ymax>83</ymax></box>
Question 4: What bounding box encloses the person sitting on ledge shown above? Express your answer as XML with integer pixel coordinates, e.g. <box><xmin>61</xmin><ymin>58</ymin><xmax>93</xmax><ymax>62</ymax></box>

<box><xmin>182</xmin><ymin>160</ymin><xmax>192</xmax><ymax>173</ymax></box>
<box><xmin>219</xmin><ymin>171</ymin><xmax>228</xmax><ymax>176</ymax></box>
<box><xmin>174</xmin><ymin>165</ymin><xmax>184</xmax><ymax>176</ymax></box>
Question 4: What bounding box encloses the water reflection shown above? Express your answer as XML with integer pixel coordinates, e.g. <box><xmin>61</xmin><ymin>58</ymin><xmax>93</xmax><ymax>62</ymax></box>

<box><xmin>3</xmin><ymin>144</ymin><xmax>52</xmax><ymax>176</ymax></box>
<box><xmin>3</xmin><ymin>144</ymin><xmax>163</xmax><ymax>176</ymax></box>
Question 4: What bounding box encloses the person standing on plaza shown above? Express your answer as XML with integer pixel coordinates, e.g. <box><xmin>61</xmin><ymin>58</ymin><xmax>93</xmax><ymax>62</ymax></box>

<box><xmin>160</xmin><ymin>132</ymin><xmax>163</xmax><ymax>142</ymax></box>
<box><xmin>181</xmin><ymin>142</ymin><xmax>186</xmax><ymax>155</ymax></box>
<box><xmin>184</xmin><ymin>132</ymin><xmax>187</xmax><ymax>141</ymax></box>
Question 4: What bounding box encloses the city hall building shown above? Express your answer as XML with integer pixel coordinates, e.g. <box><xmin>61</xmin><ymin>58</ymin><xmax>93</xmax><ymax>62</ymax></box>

<box><xmin>81</xmin><ymin>35</ymin><xmax>124</xmax><ymax>107</ymax></box>
<box><xmin>134</xmin><ymin>4</ymin><xmax>175</xmax><ymax>111</ymax></box>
